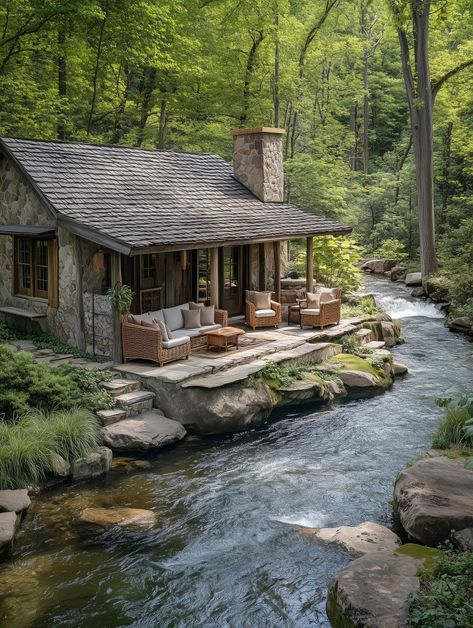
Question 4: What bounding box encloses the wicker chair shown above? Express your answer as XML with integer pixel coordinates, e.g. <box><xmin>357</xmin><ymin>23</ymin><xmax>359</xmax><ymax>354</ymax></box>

<box><xmin>299</xmin><ymin>288</ymin><xmax>342</xmax><ymax>329</ymax></box>
<box><xmin>121</xmin><ymin>316</ymin><xmax>191</xmax><ymax>367</ymax></box>
<box><xmin>245</xmin><ymin>290</ymin><xmax>282</xmax><ymax>331</ymax></box>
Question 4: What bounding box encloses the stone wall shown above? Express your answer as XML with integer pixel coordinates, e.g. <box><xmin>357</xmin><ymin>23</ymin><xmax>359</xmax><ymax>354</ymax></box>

<box><xmin>83</xmin><ymin>293</ymin><xmax>113</xmax><ymax>357</ymax></box>
<box><xmin>232</xmin><ymin>130</ymin><xmax>284</xmax><ymax>202</ymax></box>
<box><xmin>0</xmin><ymin>155</ymin><xmax>111</xmax><ymax>355</ymax></box>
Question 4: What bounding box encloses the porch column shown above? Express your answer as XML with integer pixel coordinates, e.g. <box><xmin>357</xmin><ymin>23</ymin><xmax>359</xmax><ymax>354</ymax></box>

<box><xmin>110</xmin><ymin>251</ymin><xmax>123</xmax><ymax>363</ymax></box>
<box><xmin>210</xmin><ymin>247</ymin><xmax>219</xmax><ymax>307</ymax></box>
<box><xmin>306</xmin><ymin>236</ymin><xmax>314</xmax><ymax>293</ymax></box>
<box><xmin>73</xmin><ymin>235</ymin><xmax>86</xmax><ymax>352</ymax></box>
<box><xmin>273</xmin><ymin>240</ymin><xmax>281</xmax><ymax>302</ymax></box>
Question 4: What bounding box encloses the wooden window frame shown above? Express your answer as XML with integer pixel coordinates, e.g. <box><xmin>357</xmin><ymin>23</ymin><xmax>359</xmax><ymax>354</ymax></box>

<box><xmin>13</xmin><ymin>236</ymin><xmax>58</xmax><ymax>306</ymax></box>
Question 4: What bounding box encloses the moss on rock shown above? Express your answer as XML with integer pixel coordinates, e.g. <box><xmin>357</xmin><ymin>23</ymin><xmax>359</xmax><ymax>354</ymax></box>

<box><xmin>394</xmin><ymin>544</ymin><xmax>443</xmax><ymax>573</ymax></box>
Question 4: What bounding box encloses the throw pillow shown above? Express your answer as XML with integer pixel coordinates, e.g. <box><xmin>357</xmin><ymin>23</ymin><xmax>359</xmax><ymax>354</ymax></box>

<box><xmin>200</xmin><ymin>305</ymin><xmax>215</xmax><ymax>325</ymax></box>
<box><xmin>165</xmin><ymin>323</ymin><xmax>173</xmax><ymax>339</ymax></box>
<box><xmin>141</xmin><ymin>319</ymin><xmax>159</xmax><ymax>330</ymax></box>
<box><xmin>153</xmin><ymin>319</ymin><xmax>169</xmax><ymax>341</ymax></box>
<box><xmin>318</xmin><ymin>287</ymin><xmax>338</xmax><ymax>302</ymax></box>
<box><xmin>183</xmin><ymin>308</ymin><xmax>202</xmax><ymax>329</ymax></box>
<box><xmin>189</xmin><ymin>301</ymin><xmax>204</xmax><ymax>310</ymax></box>
<box><xmin>306</xmin><ymin>292</ymin><xmax>320</xmax><ymax>309</ymax></box>
<box><xmin>130</xmin><ymin>314</ymin><xmax>142</xmax><ymax>325</ymax></box>
<box><xmin>253</xmin><ymin>292</ymin><xmax>271</xmax><ymax>310</ymax></box>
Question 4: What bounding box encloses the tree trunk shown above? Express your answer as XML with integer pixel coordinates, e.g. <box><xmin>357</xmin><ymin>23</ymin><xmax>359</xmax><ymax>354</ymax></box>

<box><xmin>157</xmin><ymin>97</ymin><xmax>167</xmax><ymax>148</ymax></box>
<box><xmin>440</xmin><ymin>121</ymin><xmax>453</xmax><ymax>228</ymax></box>
<box><xmin>397</xmin><ymin>2</ymin><xmax>437</xmax><ymax>276</ymax></box>
<box><xmin>57</xmin><ymin>30</ymin><xmax>67</xmax><ymax>141</ymax></box>
<box><xmin>362</xmin><ymin>49</ymin><xmax>369</xmax><ymax>174</ymax></box>
<box><xmin>111</xmin><ymin>64</ymin><xmax>132</xmax><ymax>144</ymax></box>
<box><xmin>136</xmin><ymin>67</ymin><xmax>157</xmax><ymax>147</ymax></box>
<box><xmin>240</xmin><ymin>30</ymin><xmax>264</xmax><ymax>127</ymax></box>
<box><xmin>86</xmin><ymin>12</ymin><xmax>107</xmax><ymax>137</ymax></box>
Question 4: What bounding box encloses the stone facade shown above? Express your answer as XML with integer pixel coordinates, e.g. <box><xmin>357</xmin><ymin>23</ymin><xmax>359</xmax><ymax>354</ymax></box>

<box><xmin>0</xmin><ymin>155</ymin><xmax>111</xmax><ymax>354</ymax></box>
<box><xmin>232</xmin><ymin>128</ymin><xmax>284</xmax><ymax>202</ymax></box>
<box><xmin>83</xmin><ymin>293</ymin><xmax>113</xmax><ymax>357</ymax></box>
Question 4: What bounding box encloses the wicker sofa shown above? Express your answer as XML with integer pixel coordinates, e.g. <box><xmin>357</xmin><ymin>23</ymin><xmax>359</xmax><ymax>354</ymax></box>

<box><xmin>245</xmin><ymin>290</ymin><xmax>282</xmax><ymax>331</ymax></box>
<box><xmin>299</xmin><ymin>287</ymin><xmax>341</xmax><ymax>329</ymax></box>
<box><xmin>121</xmin><ymin>303</ymin><xmax>228</xmax><ymax>366</ymax></box>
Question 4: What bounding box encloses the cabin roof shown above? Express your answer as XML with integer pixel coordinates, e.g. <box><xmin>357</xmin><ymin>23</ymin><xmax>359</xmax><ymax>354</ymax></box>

<box><xmin>0</xmin><ymin>137</ymin><xmax>351</xmax><ymax>254</ymax></box>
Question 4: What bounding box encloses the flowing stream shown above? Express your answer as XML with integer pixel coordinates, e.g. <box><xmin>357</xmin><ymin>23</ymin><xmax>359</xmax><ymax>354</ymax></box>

<box><xmin>1</xmin><ymin>277</ymin><xmax>473</xmax><ymax>628</ymax></box>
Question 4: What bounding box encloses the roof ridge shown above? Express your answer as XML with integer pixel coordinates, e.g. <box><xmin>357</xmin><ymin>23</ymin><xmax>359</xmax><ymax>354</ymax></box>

<box><xmin>0</xmin><ymin>136</ymin><xmax>222</xmax><ymax>159</ymax></box>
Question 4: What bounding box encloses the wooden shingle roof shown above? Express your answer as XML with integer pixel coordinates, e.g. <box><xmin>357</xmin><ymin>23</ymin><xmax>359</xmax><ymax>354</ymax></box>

<box><xmin>0</xmin><ymin>137</ymin><xmax>350</xmax><ymax>254</ymax></box>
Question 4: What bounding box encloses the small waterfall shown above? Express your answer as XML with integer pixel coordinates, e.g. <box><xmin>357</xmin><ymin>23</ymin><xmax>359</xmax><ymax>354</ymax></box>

<box><xmin>376</xmin><ymin>294</ymin><xmax>444</xmax><ymax>319</ymax></box>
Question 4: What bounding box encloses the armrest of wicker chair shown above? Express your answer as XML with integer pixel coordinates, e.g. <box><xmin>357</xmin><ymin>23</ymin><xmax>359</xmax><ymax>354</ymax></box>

<box><xmin>270</xmin><ymin>300</ymin><xmax>282</xmax><ymax>322</ymax></box>
<box><xmin>214</xmin><ymin>308</ymin><xmax>228</xmax><ymax>327</ymax></box>
<box><xmin>121</xmin><ymin>318</ymin><xmax>164</xmax><ymax>362</ymax></box>
<box><xmin>319</xmin><ymin>299</ymin><xmax>341</xmax><ymax>325</ymax></box>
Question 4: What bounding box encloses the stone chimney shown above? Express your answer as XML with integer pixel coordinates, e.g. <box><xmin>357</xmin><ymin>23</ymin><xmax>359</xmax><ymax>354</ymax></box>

<box><xmin>231</xmin><ymin>127</ymin><xmax>285</xmax><ymax>203</ymax></box>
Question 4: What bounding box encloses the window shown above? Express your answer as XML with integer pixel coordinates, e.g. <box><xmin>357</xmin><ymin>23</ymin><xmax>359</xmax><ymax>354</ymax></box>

<box><xmin>197</xmin><ymin>249</ymin><xmax>210</xmax><ymax>303</ymax></box>
<box><xmin>14</xmin><ymin>237</ymin><xmax>55</xmax><ymax>301</ymax></box>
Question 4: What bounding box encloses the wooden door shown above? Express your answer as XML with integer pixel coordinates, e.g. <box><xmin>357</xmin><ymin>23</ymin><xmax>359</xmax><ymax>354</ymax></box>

<box><xmin>221</xmin><ymin>246</ymin><xmax>244</xmax><ymax>315</ymax></box>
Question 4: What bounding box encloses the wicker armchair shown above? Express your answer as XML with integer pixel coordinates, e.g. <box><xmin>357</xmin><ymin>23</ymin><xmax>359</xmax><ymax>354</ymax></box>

<box><xmin>299</xmin><ymin>288</ymin><xmax>341</xmax><ymax>329</ymax></box>
<box><xmin>121</xmin><ymin>316</ymin><xmax>191</xmax><ymax>367</ymax></box>
<box><xmin>245</xmin><ymin>291</ymin><xmax>282</xmax><ymax>331</ymax></box>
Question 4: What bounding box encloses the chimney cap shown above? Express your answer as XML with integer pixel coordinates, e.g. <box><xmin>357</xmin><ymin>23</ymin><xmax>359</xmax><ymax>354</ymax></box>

<box><xmin>230</xmin><ymin>127</ymin><xmax>285</xmax><ymax>137</ymax></box>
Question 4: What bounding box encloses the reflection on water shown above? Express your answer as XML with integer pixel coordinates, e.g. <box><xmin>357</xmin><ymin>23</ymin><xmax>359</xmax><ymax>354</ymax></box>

<box><xmin>1</xmin><ymin>277</ymin><xmax>472</xmax><ymax>628</ymax></box>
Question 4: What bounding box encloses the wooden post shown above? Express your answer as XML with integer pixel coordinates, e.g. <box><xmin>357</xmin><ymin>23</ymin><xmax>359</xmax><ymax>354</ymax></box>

<box><xmin>306</xmin><ymin>236</ymin><xmax>314</xmax><ymax>294</ymax></box>
<box><xmin>210</xmin><ymin>247</ymin><xmax>219</xmax><ymax>307</ymax></box>
<box><xmin>273</xmin><ymin>240</ymin><xmax>281</xmax><ymax>302</ymax></box>
<box><xmin>110</xmin><ymin>251</ymin><xmax>123</xmax><ymax>363</ymax></box>
<box><xmin>73</xmin><ymin>235</ymin><xmax>86</xmax><ymax>352</ymax></box>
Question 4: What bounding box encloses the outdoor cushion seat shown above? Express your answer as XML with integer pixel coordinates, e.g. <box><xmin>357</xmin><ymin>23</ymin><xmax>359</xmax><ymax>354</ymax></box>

<box><xmin>301</xmin><ymin>308</ymin><xmax>320</xmax><ymax>315</ymax></box>
<box><xmin>162</xmin><ymin>336</ymin><xmax>190</xmax><ymax>349</ymax></box>
<box><xmin>172</xmin><ymin>323</ymin><xmax>221</xmax><ymax>339</ymax></box>
<box><xmin>163</xmin><ymin>303</ymin><xmax>190</xmax><ymax>331</ymax></box>
<box><xmin>148</xmin><ymin>309</ymin><xmax>165</xmax><ymax>324</ymax></box>
<box><xmin>255</xmin><ymin>308</ymin><xmax>276</xmax><ymax>318</ymax></box>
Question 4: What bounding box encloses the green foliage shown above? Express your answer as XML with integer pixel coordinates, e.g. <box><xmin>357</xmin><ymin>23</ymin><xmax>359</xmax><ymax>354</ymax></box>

<box><xmin>342</xmin><ymin>296</ymin><xmax>383</xmax><ymax>318</ymax></box>
<box><xmin>409</xmin><ymin>550</ymin><xmax>473</xmax><ymax>627</ymax></box>
<box><xmin>0</xmin><ymin>346</ymin><xmax>114</xmax><ymax>421</ymax></box>
<box><xmin>31</xmin><ymin>333</ymin><xmax>92</xmax><ymax>359</ymax></box>
<box><xmin>58</xmin><ymin>365</ymin><xmax>115</xmax><ymax>413</ymax></box>
<box><xmin>432</xmin><ymin>392</ymin><xmax>473</xmax><ymax>449</ymax></box>
<box><xmin>256</xmin><ymin>359</ymin><xmax>342</xmax><ymax>391</ymax></box>
<box><xmin>0</xmin><ymin>323</ymin><xmax>19</xmax><ymax>343</ymax></box>
<box><xmin>341</xmin><ymin>334</ymin><xmax>359</xmax><ymax>354</ymax></box>
<box><xmin>372</xmin><ymin>238</ymin><xmax>408</xmax><ymax>261</ymax></box>
<box><xmin>312</xmin><ymin>236</ymin><xmax>363</xmax><ymax>293</ymax></box>
<box><xmin>107</xmin><ymin>283</ymin><xmax>133</xmax><ymax>314</ymax></box>
<box><xmin>0</xmin><ymin>409</ymin><xmax>102</xmax><ymax>489</ymax></box>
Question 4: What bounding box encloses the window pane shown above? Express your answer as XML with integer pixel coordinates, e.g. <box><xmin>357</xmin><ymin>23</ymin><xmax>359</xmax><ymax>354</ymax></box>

<box><xmin>142</xmin><ymin>254</ymin><xmax>156</xmax><ymax>280</ymax></box>
<box><xmin>35</xmin><ymin>240</ymin><xmax>48</xmax><ymax>294</ymax></box>
<box><xmin>18</xmin><ymin>239</ymin><xmax>31</xmax><ymax>290</ymax></box>
<box><xmin>198</xmin><ymin>249</ymin><xmax>210</xmax><ymax>302</ymax></box>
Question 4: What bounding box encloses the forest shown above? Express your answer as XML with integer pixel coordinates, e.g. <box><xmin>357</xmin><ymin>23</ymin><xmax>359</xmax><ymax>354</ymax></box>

<box><xmin>1</xmin><ymin>0</ymin><xmax>473</xmax><ymax>315</ymax></box>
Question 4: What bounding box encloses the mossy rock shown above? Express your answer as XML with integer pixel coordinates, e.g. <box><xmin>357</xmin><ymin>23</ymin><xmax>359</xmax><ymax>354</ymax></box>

<box><xmin>394</xmin><ymin>544</ymin><xmax>443</xmax><ymax>573</ymax></box>
<box><xmin>326</xmin><ymin>586</ymin><xmax>357</xmax><ymax>628</ymax></box>
<box><xmin>326</xmin><ymin>353</ymin><xmax>384</xmax><ymax>378</ymax></box>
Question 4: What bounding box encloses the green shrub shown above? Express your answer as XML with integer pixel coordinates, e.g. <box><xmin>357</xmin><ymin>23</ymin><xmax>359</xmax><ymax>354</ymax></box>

<box><xmin>0</xmin><ymin>322</ymin><xmax>19</xmax><ymax>343</ymax></box>
<box><xmin>341</xmin><ymin>334</ymin><xmax>359</xmax><ymax>354</ymax></box>
<box><xmin>409</xmin><ymin>550</ymin><xmax>473</xmax><ymax>627</ymax></box>
<box><xmin>107</xmin><ymin>282</ymin><xmax>133</xmax><ymax>314</ymax></box>
<box><xmin>0</xmin><ymin>346</ymin><xmax>114</xmax><ymax>421</ymax></box>
<box><xmin>432</xmin><ymin>407</ymin><xmax>473</xmax><ymax>449</ymax></box>
<box><xmin>31</xmin><ymin>333</ymin><xmax>92</xmax><ymax>359</ymax></box>
<box><xmin>372</xmin><ymin>238</ymin><xmax>408</xmax><ymax>261</ymax></box>
<box><xmin>0</xmin><ymin>409</ymin><xmax>102</xmax><ymax>489</ymax></box>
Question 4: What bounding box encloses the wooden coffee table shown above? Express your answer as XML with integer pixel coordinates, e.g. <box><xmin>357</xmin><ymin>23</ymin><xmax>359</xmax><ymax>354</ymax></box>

<box><xmin>205</xmin><ymin>326</ymin><xmax>245</xmax><ymax>352</ymax></box>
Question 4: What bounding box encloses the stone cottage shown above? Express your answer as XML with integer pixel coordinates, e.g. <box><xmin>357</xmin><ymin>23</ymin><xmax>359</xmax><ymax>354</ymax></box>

<box><xmin>0</xmin><ymin>127</ymin><xmax>350</xmax><ymax>358</ymax></box>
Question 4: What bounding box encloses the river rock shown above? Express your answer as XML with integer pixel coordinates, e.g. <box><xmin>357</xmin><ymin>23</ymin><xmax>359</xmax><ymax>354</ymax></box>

<box><xmin>362</xmin><ymin>259</ymin><xmax>398</xmax><ymax>274</ymax></box>
<box><xmin>394</xmin><ymin>456</ymin><xmax>473</xmax><ymax>546</ymax></box>
<box><xmin>411</xmin><ymin>286</ymin><xmax>424</xmax><ymax>298</ymax></box>
<box><xmin>0</xmin><ymin>512</ymin><xmax>19</xmax><ymax>556</ymax></box>
<box><xmin>301</xmin><ymin>522</ymin><xmax>401</xmax><ymax>556</ymax></box>
<box><xmin>79</xmin><ymin>507</ymin><xmax>157</xmax><ymax>528</ymax></box>
<box><xmin>71</xmin><ymin>447</ymin><xmax>112</xmax><ymax>481</ymax></box>
<box><xmin>448</xmin><ymin>316</ymin><xmax>473</xmax><ymax>332</ymax></box>
<box><xmin>405</xmin><ymin>272</ymin><xmax>422</xmax><ymax>286</ymax></box>
<box><xmin>380</xmin><ymin>320</ymin><xmax>400</xmax><ymax>347</ymax></box>
<box><xmin>102</xmin><ymin>411</ymin><xmax>186</xmax><ymax>451</ymax></box>
<box><xmin>0</xmin><ymin>489</ymin><xmax>31</xmax><ymax>514</ymax></box>
<box><xmin>327</xmin><ymin>550</ymin><xmax>421</xmax><ymax>628</ymax></box>
<box><xmin>393</xmin><ymin>362</ymin><xmax>408</xmax><ymax>376</ymax></box>
<box><xmin>51</xmin><ymin>454</ymin><xmax>71</xmax><ymax>477</ymax></box>
<box><xmin>452</xmin><ymin>527</ymin><xmax>473</xmax><ymax>551</ymax></box>
<box><xmin>336</xmin><ymin>370</ymin><xmax>381</xmax><ymax>388</ymax></box>
<box><xmin>389</xmin><ymin>265</ymin><xmax>407</xmax><ymax>282</ymax></box>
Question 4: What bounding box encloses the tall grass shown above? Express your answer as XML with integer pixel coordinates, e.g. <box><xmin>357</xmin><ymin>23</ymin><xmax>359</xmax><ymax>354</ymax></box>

<box><xmin>432</xmin><ymin>407</ymin><xmax>473</xmax><ymax>449</ymax></box>
<box><xmin>0</xmin><ymin>409</ymin><xmax>102</xmax><ymax>489</ymax></box>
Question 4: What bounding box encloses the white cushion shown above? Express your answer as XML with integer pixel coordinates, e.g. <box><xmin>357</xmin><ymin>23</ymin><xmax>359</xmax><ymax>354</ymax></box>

<box><xmin>301</xmin><ymin>308</ymin><xmax>320</xmax><ymax>315</ymax></box>
<box><xmin>255</xmin><ymin>308</ymin><xmax>276</xmax><ymax>318</ymax></box>
<box><xmin>162</xmin><ymin>336</ymin><xmax>189</xmax><ymax>349</ymax></box>
<box><xmin>199</xmin><ymin>324</ymin><xmax>221</xmax><ymax>333</ymax></box>
<box><xmin>172</xmin><ymin>327</ymin><xmax>201</xmax><ymax>339</ymax></box>
<box><xmin>149</xmin><ymin>310</ymin><xmax>165</xmax><ymax>324</ymax></box>
<box><xmin>163</xmin><ymin>304</ymin><xmax>189</xmax><ymax>331</ymax></box>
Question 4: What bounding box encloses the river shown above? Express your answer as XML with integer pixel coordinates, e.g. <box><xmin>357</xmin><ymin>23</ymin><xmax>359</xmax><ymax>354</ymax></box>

<box><xmin>1</xmin><ymin>277</ymin><xmax>472</xmax><ymax>628</ymax></box>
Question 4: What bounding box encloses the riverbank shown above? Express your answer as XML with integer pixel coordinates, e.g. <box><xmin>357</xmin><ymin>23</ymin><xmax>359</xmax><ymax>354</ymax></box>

<box><xmin>0</xmin><ymin>277</ymin><xmax>472</xmax><ymax>626</ymax></box>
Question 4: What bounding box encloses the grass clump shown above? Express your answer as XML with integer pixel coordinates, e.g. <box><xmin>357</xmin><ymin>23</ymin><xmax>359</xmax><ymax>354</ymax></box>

<box><xmin>432</xmin><ymin>407</ymin><xmax>472</xmax><ymax>449</ymax></box>
<box><xmin>0</xmin><ymin>408</ymin><xmax>102</xmax><ymax>489</ymax></box>
<box><xmin>254</xmin><ymin>359</ymin><xmax>343</xmax><ymax>391</ymax></box>
<box><xmin>0</xmin><ymin>345</ymin><xmax>114</xmax><ymax>421</ymax></box>
<box><xmin>409</xmin><ymin>549</ymin><xmax>473</xmax><ymax>627</ymax></box>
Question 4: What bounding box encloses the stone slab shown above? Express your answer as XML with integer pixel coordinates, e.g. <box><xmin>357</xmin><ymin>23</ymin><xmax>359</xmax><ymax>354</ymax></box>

<box><xmin>102</xmin><ymin>411</ymin><xmax>186</xmax><ymax>451</ymax></box>
<box><xmin>0</xmin><ymin>489</ymin><xmax>31</xmax><ymax>514</ymax></box>
<box><xmin>0</xmin><ymin>512</ymin><xmax>18</xmax><ymax>552</ymax></box>
<box><xmin>182</xmin><ymin>360</ymin><xmax>267</xmax><ymax>389</ymax></box>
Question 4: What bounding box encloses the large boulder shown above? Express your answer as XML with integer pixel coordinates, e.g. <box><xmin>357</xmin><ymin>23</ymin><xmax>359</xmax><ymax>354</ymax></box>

<box><xmin>404</xmin><ymin>272</ymin><xmax>422</xmax><ymax>286</ymax></box>
<box><xmin>362</xmin><ymin>259</ymin><xmax>398</xmax><ymax>274</ymax></box>
<box><xmin>300</xmin><ymin>522</ymin><xmax>401</xmax><ymax>556</ymax></box>
<box><xmin>71</xmin><ymin>447</ymin><xmax>112</xmax><ymax>481</ymax></box>
<box><xmin>423</xmin><ymin>276</ymin><xmax>450</xmax><ymax>302</ymax></box>
<box><xmin>324</xmin><ymin>354</ymin><xmax>391</xmax><ymax>391</ymax></box>
<box><xmin>0</xmin><ymin>489</ymin><xmax>30</xmax><ymax>514</ymax></box>
<box><xmin>0</xmin><ymin>512</ymin><xmax>19</xmax><ymax>557</ymax></box>
<box><xmin>102</xmin><ymin>411</ymin><xmax>186</xmax><ymax>451</ymax></box>
<box><xmin>394</xmin><ymin>456</ymin><xmax>473</xmax><ymax>546</ymax></box>
<box><xmin>79</xmin><ymin>507</ymin><xmax>157</xmax><ymax>528</ymax></box>
<box><xmin>448</xmin><ymin>316</ymin><xmax>473</xmax><ymax>333</ymax></box>
<box><xmin>389</xmin><ymin>265</ymin><xmax>407</xmax><ymax>282</ymax></box>
<box><xmin>327</xmin><ymin>551</ymin><xmax>422</xmax><ymax>628</ymax></box>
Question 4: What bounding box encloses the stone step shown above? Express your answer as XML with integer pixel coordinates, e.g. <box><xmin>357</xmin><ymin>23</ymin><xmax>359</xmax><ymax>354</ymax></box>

<box><xmin>115</xmin><ymin>390</ymin><xmax>155</xmax><ymax>417</ymax></box>
<box><xmin>102</xmin><ymin>410</ymin><xmax>186</xmax><ymax>452</ymax></box>
<box><xmin>96</xmin><ymin>408</ymin><xmax>127</xmax><ymax>426</ymax></box>
<box><xmin>355</xmin><ymin>328</ymin><xmax>375</xmax><ymax>345</ymax></box>
<box><xmin>364</xmin><ymin>340</ymin><xmax>386</xmax><ymax>350</ymax></box>
<box><xmin>102</xmin><ymin>378</ymin><xmax>141</xmax><ymax>397</ymax></box>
